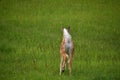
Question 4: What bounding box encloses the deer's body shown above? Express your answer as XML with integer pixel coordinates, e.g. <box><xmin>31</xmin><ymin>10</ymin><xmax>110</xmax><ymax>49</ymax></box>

<box><xmin>60</xmin><ymin>27</ymin><xmax>74</xmax><ymax>75</ymax></box>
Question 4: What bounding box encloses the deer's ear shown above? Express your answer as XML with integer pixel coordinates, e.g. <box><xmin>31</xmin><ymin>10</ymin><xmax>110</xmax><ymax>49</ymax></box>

<box><xmin>67</xmin><ymin>26</ymin><xmax>70</xmax><ymax>32</ymax></box>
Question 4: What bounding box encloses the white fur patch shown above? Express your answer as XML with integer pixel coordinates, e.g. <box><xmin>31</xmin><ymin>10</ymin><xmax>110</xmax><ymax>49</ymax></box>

<box><xmin>63</xmin><ymin>28</ymin><xmax>71</xmax><ymax>43</ymax></box>
<box><xmin>66</xmin><ymin>54</ymin><xmax>69</xmax><ymax>58</ymax></box>
<box><xmin>63</xmin><ymin>28</ymin><xmax>73</xmax><ymax>52</ymax></box>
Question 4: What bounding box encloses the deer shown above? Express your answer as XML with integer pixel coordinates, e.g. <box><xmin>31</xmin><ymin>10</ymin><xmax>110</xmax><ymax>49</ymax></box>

<box><xmin>60</xmin><ymin>26</ymin><xmax>74</xmax><ymax>75</ymax></box>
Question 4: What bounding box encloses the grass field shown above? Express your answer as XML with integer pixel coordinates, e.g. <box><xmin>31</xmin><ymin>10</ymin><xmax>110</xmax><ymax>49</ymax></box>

<box><xmin>0</xmin><ymin>0</ymin><xmax>120</xmax><ymax>80</ymax></box>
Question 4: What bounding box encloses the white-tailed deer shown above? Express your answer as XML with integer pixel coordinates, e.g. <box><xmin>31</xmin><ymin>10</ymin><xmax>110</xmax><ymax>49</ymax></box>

<box><xmin>60</xmin><ymin>26</ymin><xmax>74</xmax><ymax>75</ymax></box>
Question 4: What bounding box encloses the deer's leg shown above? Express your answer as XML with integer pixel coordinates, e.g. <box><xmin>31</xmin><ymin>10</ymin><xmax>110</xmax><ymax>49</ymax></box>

<box><xmin>60</xmin><ymin>56</ymin><xmax>63</xmax><ymax>75</ymax></box>
<box><xmin>68</xmin><ymin>48</ymin><xmax>74</xmax><ymax>75</ymax></box>
<box><xmin>68</xmin><ymin>54</ymin><xmax>72</xmax><ymax>75</ymax></box>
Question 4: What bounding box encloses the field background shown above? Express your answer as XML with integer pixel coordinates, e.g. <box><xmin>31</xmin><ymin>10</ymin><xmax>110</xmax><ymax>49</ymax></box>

<box><xmin>0</xmin><ymin>0</ymin><xmax>120</xmax><ymax>80</ymax></box>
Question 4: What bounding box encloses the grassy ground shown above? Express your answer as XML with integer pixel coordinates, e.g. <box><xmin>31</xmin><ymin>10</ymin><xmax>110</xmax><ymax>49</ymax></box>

<box><xmin>0</xmin><ymin>0</ymin><xmax>120</xmax><ymax>80</ymax></box>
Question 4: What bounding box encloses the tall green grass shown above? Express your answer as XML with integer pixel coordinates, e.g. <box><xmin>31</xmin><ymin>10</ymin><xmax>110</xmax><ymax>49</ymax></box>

<box><xmin>0</xmin><ymin>0</ymin><xmax>120</xmax><ymax>80</ymax></box>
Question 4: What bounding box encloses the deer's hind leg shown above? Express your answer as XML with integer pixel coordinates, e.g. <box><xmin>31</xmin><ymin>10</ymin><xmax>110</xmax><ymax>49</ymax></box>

<box><xmin>60</xmin><ymin>56</ymin><xmax>64</xmax><ymax>75</ymax></box>
<box><xmin>60</xmin><ymin>53</ymin><xmax>68</xmax><ymax>75</ymax></box>
<box><xmin>68</xmin><ymin>49</ymin><xmax>74</xmax><ymax>75</ymax></box>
